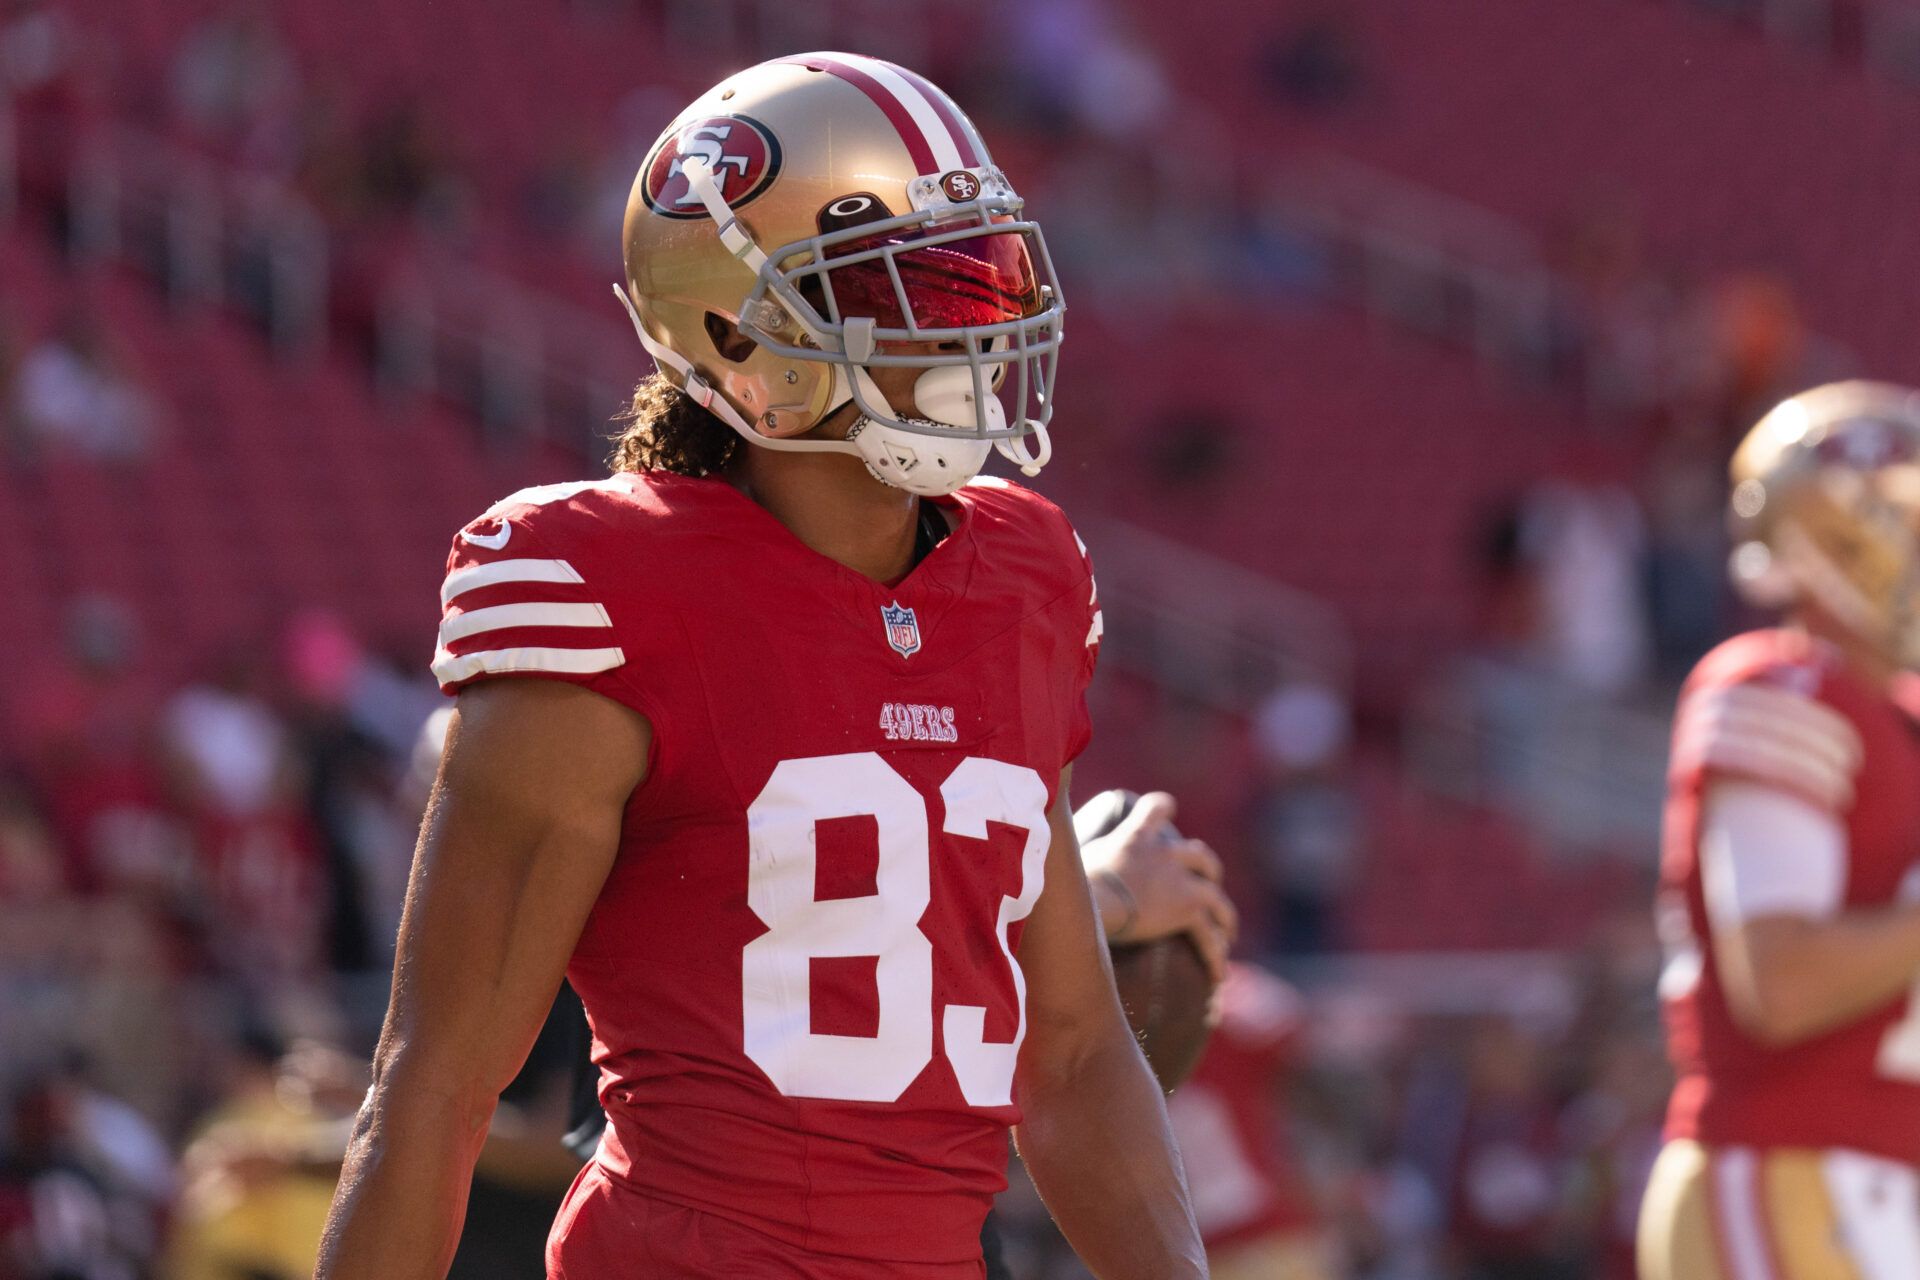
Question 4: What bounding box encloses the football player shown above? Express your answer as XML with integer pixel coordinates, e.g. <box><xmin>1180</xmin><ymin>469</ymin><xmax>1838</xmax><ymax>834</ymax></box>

<box><xmin>316</xmin><ymin>54</ymin><xmax>1224</xmax><ymax>1279</ymax></box>
<box><xmin>1638</xmin><ymin>382</ymin><xmax>1920</xmax><ymax>1280</ymax></box>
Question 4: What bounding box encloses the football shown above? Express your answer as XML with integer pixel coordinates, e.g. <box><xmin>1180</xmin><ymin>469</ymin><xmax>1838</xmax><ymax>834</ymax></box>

<box><xmin>1075</xmin><ymin>789</ymin><xmax>1217</xmax><ymax>1091</ymax></box>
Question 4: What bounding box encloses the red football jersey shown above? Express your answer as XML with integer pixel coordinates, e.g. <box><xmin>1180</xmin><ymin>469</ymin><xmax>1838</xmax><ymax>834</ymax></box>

<box><xmin>1658</xmin><ymin>628</ymin><xmax>1920</xmax><ymax>1162</ymax></box>
<box><xmin>432</xmin><ymin>471</ymin><xmax>1100</xmax><ymax>1277</ymax></box>
<box><xmin>1164</xmin><ymin>963</ymin><xmax>1318</xmax><ymax>1251</ymax></box>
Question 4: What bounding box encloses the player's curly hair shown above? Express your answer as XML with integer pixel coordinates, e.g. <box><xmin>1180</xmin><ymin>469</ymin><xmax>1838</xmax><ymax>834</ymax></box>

<box><xmin>608</xmin><ymin>374</ymin><xmax>739</xmax><ymax>476</ymax></box>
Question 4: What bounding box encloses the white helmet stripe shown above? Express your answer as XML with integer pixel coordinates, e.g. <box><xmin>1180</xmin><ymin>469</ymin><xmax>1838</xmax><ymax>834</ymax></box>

<box><xmin>801</xmin><ymin>51</ymin><xmax>965</xmax><ymax>175</ymax></box>
<box><xmin>842</xmin><ymin>54</ymin><xmax>968</xmax><ymax>172</ymax></box>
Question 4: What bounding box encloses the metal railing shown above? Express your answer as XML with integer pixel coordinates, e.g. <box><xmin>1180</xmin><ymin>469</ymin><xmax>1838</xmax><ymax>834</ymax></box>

<box><xmin>375</xmin><ymin>266</ymin><xmax>633</xmax><ymax>459</ymax></box>
<box><xmin>1261</xmin><ymin>154</ymin><xmax>1565</xmax><ymax>396</ymax></box>
<box><xmin>63</xmin><ymin>126</ymin><xmax>328</xmax><ymax>356</ymax></box>
<box><xmin>1259</xmin><ymin>149</ymin><xmax>1855</xmax><ymax>417</ymax></box>
<box><xmin>1405</xmin><ymin>658</ymin><xmax>1672</xmax><ymax>860</ymax></box>
<box><xmin>1081</xmin><ymin>516</ymin><xmax>1351</xmax><ymax>712</ymax></box>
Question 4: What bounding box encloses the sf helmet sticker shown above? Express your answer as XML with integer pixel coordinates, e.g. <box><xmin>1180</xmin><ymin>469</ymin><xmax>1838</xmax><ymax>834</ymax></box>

<box><xmin>642</xmin><ymin>115</ymin><xmax>783</xmax><ymax>219</ymax></box>
<box><xmin>940</xmin><ymin>170</ymin><xmax>980</xmax><ymax>202</ymax></box>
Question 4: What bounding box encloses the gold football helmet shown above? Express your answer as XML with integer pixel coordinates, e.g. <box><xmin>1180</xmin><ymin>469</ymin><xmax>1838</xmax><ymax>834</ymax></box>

<box><xmin>1729</xmin><ymin>380</ymin><xmax>1920</xmax><ymax>667</ymax></box>
<box><xmin>616</xmin><ymin>52</ymin><xmax>1065</xmax><ymax>495</ymax></box>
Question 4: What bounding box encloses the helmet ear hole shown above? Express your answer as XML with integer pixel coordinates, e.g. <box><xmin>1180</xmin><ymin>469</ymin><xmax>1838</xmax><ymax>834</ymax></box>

<box><xmin>704</xmin><ymin>312</ymin><xmax>759</xmax><ymax>363</ymax></box>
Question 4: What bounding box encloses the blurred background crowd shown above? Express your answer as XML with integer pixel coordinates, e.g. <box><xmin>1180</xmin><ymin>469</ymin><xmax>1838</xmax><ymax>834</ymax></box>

<box><xmin>3</xmin><ymin>0</ymin><xmax>1915</xmax><ymax>1275</ymax></box>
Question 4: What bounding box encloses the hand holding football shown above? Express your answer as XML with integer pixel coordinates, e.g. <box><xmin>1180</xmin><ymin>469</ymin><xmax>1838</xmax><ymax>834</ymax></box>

<box><xmin>1074</xmin><ymin>789</ymin><xmax>1231</xmax><ymax>1091</ymax></box>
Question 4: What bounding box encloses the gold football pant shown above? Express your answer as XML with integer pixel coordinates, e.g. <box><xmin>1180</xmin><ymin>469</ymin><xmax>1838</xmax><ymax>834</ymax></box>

<box><xmin>1638</xmin><ymin>1139</ymin><xmax>1920</xmax><ymax>1280</ymax></box>
<box><xmin>1206</xmin><ymin>1230</ymin><xmax>1339</xmax><ymax>1280</ymax></box>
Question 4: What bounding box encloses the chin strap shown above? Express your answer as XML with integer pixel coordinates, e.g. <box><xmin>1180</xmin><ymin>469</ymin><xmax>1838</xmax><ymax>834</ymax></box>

<box><xmin>679</xmin><ymin>157</ymin><xmax>772</xmax><ymax>278</ymax></box>
<box><xmin>995</xmin><ymin>423</ymin><xmax>1051</xmax><ymax>477</ymax></box>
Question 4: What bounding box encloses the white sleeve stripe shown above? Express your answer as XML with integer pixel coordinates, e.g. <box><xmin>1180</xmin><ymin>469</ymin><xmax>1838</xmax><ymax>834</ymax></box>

<box><xmin>1086</xmin><ymin>609</ymin><xmax>1103</xmax><ymax>647</ymax></box>
<box><xmin>439</xmin><ymin>602</ymin><xmax>612</xmax><ymax>646</ymax></box>
<box><xmin>1680</xmin><ymin>684</ymin><xmax>1862</xmax><ymax>765</ymax></box>
<box><xmin>1701</xmin><ymin>781</ymin><xmax>1847</xmax><ymax>929</ymax></box>
<box><xmin>1676</xmin><ymin>699</ymin><xmax>1860</xmax><ymax>777</ymax></box>
<box><xmin>1676</xmin><ymin>731</ymin><xmax>1855</xmax><ymax>809</ymax></box>
<box><xmin>431</xmin><ymin>645</ymin><xmax>626</xmax><ymax>685</ymax></box>
<box><xmin>1720</xmin><ymin>683</ymin><xmax>1859</xmax><ymax>759</ymax></box>
<box><xmin>441</xmin><ymin>558</ymin><xmax>584</xmax><ymax>606</ymax></box>
<box><xmin>1676</xmin><ymin>721</ymin><xmax>1853</xmax><ymax>797</ymax></box>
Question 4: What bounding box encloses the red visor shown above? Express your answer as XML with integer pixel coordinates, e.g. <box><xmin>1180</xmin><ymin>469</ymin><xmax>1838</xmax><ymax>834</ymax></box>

<box><xmin>818</xmin><ymin>224</ymin><xmax>1044</xmax><ymax>330</ymax></box>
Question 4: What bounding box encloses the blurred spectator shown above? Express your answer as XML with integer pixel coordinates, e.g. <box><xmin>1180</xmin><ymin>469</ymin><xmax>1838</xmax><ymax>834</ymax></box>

<box><xmin>1259</xmin><ymin>8</ymin><xmax>1368</xmax><ymax>113</ymax></box>
<box><xmin>169</xmin><ymin>3</ymin><xmax>298</xmax><ymax>153</ymax></box>
<box><xmin>1001</xmin><ymin>0</ymin><xmax>1170</xmax><ymax>137</ymax></box>
<box><xmin>1249</xmin><ymin>682</ymin><xmax>1360</xmax><ymax>955</ymax></box>
<box><xmin>0</xmin><ymin>1077</ymin><xmax>146</xmax><ymax>1280</ymax></box>
<box><xmin>279</xmin><ymin>613</ymin><xmax>438</xmax><ymax>974</ymax></box>
<box><xmin>353</xmin><ymin>96</ymin><xmax>464</xmax><ymax>231</ymax></box>
<box><xmin>1</xmin><ymin>0</ymin><xmax>84</xmax><ymax>240</ymax></box>
<box><xmin>1552</xmin><ymin>195</ymin><xmax>1689</xmax><ymax>423</ymax></box>
<box><xmin>1518</xmin><ymin>479</ymin><xmax>1650</xmax><ymax>696</ymax></box>
<box><xmin>12</xmin><ymin>314</ymin><xmax>153</xmax><ymax>463</ymax></box>
<box><xmin>1166</xmin><ymin>963</ymin><xmax>1341</xmax><ymax>1279</ymax></box>
<box><xmin>59</xmin><ymin>1054</ymin><xmax>175</xmax><ymax>1251</ymax></box>
<box><xmin>10</xmin><ymin>598</ymin><xmax>183</xmax><ymax>896</ymax></box>
<box><xmin>1442</xmin><ymin>1019</ymin><xmax>1584</xmax><ymax>1280</ymax></box>
<box><xmin>1146</xmin><ymin>407</ymin><xmax>1237</xmax><ymax>491</ymax></box>
<box><xmin>162</xmin><ymin>651</ymin><xmax>324</xmax><ymax>986</ymax></box>
<box><xmin>165</xmin><ymin>1034</ymin><xmax>356</xmax><ymax>1280</ymax></box>
<box><xmin>518</xmin><ymin>134</ymin><xmax>596</xmax><ymax>245</ymax></box>
<box><xmin>1638</xmin><ymin>421</ymin><xmax>1730</xmax><ymax>678</ymax></box>
<box><xmin>0</xmin><ymin>774</ymin><xmax>61</xmax><ymax>903</ymax></box>
<box><xmin>1701</xmin><ymin>272</ymin><xmax>1804</xmax><ymax>429</ymax></box>
<box><xmin>1559</xmin><ymin>1035</ymin><xmax>1664</xmax><ymax>1280</ymax></box>
<box><xmin>0</xmin><ymin>312</ymin><xmax>23</xmax><ymax>453</ymax></box>
<box><xmin>163</xmin><ymin>654</ymin><xmax>300</xmax><ymax>822</ymax></box>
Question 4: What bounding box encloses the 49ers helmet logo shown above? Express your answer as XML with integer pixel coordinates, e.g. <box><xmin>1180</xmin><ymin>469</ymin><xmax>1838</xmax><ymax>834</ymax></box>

<box><xmin>642</xmin><ymin>115</ymin><xmax>783</xmax><ymax>219</ymax></box>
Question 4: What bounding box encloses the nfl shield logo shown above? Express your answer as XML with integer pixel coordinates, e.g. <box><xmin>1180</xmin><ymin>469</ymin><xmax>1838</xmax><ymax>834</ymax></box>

<box><xmin>880</xmin><ymin>600</ymin><xmax>921</xmax><ymax>658</ymax></box>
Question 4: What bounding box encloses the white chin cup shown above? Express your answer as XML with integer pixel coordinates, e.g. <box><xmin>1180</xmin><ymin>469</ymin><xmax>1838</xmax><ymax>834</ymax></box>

<box><xmin>912</xmin><ymin>366</ymin><xmax>1007</xmax><ymax>435</ymax></box>
<box><xmin>915</xmin><ymin>365</ymin><xmax>1050</xmax><ymax>478</ymax></box>
<box><xmin>847</xmin><ymin>419</ymin><xmax>991</xmax><ymax>496</ymax></box>
<box><xmin>834</xmin><ymin>366</ymin><xmax>994</xmax><ymax>496</ymax></box>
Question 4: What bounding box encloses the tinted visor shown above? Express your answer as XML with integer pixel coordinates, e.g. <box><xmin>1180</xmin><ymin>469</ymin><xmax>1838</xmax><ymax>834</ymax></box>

<box><xmin>817</xmin><ymin>220</ymin><xmax>1044</xmax><ymax>330</ymax></box>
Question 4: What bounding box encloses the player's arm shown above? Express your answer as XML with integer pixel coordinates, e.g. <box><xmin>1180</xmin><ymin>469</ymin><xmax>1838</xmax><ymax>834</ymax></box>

<box><xmin>1012</xmin><ymin>768</ymin><xmax>1207</xmax><ymax>1280</ymax></box>
<box><xmin>315</xmin><ymin>681</ymin><xmax>649</xmax><ymax>1280</ymax></box>
<box><xmin>1705</xmin><ymin>780</ymin><xmax>1920</xmax><ymax>1046</ymax></box>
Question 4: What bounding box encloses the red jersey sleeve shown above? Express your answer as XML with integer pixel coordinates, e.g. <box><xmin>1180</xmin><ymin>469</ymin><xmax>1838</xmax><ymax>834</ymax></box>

<box><xmin>1065</xmin><ymin>523</ymin><xmax>1101</xmax><ymax>763</ymax></box>
<box><xmin>1668</xmin><ymin>638</ymin><xmax>1865</xmax><ymax>814</ymax></box>
<box><xmin>431</xmin><ymin>497</ymin><xmax>629</xmax><ymax>699</ymax></box>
